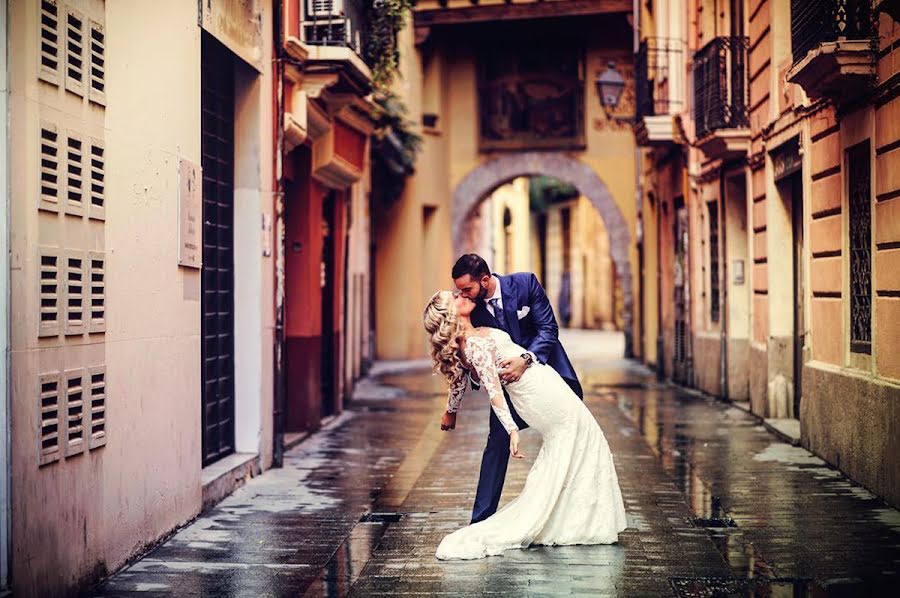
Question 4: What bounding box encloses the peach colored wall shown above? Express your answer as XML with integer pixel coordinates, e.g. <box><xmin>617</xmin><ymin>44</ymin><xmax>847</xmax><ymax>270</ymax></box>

<box><xmin>8</xmin><ymin>0</ymin><xmax>276</xmax><ymax>592</ymax></box>
<box><xmin>8</xmin><ymin>1</ymin><xmax>204</xmax><ymax>593</ymax></box>
<box><xmin>873</xmin><ymin>11</ymin><xmax>900</xmax><ymax>380</ymax></box>
<box><xmin>808</xmin><ymin>106</ymin><xmax>842</xmax><ymax>366</ymax></box>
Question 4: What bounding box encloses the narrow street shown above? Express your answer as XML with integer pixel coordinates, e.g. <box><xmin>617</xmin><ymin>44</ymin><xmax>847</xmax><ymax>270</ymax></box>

<box><xmin>92</xmin><ymin>331</ymin><xmax>900</xmax><ymax>597</ymax></box>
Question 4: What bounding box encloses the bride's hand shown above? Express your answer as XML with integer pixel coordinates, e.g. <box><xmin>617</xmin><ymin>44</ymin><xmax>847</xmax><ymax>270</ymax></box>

<box><xmin>509</xmin><ymin>430</ymin><xmax>524</xmax><ymax>459</ymax></box>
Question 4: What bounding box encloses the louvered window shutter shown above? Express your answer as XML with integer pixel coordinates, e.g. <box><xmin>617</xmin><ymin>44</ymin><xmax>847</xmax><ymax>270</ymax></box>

<box><xmin>39</xmin><ymin>372</ymin><xmax>62</xmax><ymax>466</ymax></box>
<box><xmin>39</xmin><ymin>0</ymin><xmax>61</xmax><ymax>85</ymax></box>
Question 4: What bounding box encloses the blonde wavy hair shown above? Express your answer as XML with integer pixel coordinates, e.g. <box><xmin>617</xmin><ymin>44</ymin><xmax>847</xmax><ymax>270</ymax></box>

<box><xmin>422</xmin><ymin>290</ymin><xmax>466</xmax><ymax>387</ymax></box>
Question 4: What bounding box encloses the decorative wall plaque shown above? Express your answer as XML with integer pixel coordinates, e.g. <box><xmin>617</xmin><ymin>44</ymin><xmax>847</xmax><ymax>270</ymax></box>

<box><xmin>178</xmin><ymin>158</ymin><xmax>202</xmax><ymax>269</ymax></box>
<box><xmin>478</xmin><ymin>44</ymin><xmax>585</xmax><ymax>151</ymax></box>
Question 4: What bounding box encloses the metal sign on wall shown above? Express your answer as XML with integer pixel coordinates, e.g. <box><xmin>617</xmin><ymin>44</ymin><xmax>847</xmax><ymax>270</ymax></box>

<box><xmin>178</xmin><ymin>158</ymin><xmax>203</xmax><ymax>268</ymax></box>
<box><xmin>200</xmin><ymin>0</ymin><xmax>263</xmax><ymax>72</ymax></box>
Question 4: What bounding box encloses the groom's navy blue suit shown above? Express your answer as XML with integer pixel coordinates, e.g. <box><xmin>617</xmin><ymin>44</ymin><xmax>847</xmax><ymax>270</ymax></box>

<box><xmin>469</xmin><ymin>272</ymin><xmax>584</xmax><ymax>524</ymax></box>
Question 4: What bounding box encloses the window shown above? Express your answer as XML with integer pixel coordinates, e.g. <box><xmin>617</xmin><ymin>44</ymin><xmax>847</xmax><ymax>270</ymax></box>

<box><xmin>708</xmin><ymin>200</ymin><xmax>720</xmax><ymax>323</ymax></box>
<box><xmin>65</xmin><ymin>252</ymin><xmax>84</xmax><ymax>335</ymax></box>
<box><xmin>39</xmin><ymin>373</ymin><xmax>62</xmax><ymax>466</ymax></box>
<box><xmin>66</xmin><ymin>132</ymin><xmax>84</xmax><ymax>216</ymax></box>
<box><xmin>40</xmin><ymin>123</ymin><xmax>60</xmax><ymax>212</ymax></box>
<box><xmin>89</xmin><ymin>139</ymin><xmax>105</xmax><ymax>220</ymax></box>
<box><xmin>64</xmin><ymin>7</ymin><xmax>85</xmax><ymax>96</ymax></box>
<box><xmin>88</xmin><ymin>252</ymin><xmax>105</xmax><ymax>333</ymax></box>
<box><xmin>88</xmin><ymin>366</ymin><xmax>106</xmax><ymax>449</ymax></box>
<box><xmin>39</xmin><ymin>249</ymin><xmax>61</xmax><ymax>337</ymax></box>
<box><xmin>64</xmin><ymin>368</ymin><xmax>86</xmax><ymax>456</ymax></box>
<box><xmin>39</xmin><ymin>0</ymin><xmax>61</xmax><ymax>85</ymax></box>
<box><xmin>88</xmin><ymin>20</ymin><xmax>106</xmax><ymax>105</ymax></box>
<box><xmin>848</xmin><ymin>140</ymin><xmax>871</xmax><ymax>354</ymax></box>
<box><xmin>561</xmin><ymin>207</ymin><xmax>572</xmax><ymax>272</ymax></box>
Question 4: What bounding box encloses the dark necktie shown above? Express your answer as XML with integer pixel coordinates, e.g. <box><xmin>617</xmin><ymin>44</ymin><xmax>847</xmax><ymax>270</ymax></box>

<box><xmin>489</xmin><ymin>298</ymin><xmax>507</xmax><ymax>332</ymax></box>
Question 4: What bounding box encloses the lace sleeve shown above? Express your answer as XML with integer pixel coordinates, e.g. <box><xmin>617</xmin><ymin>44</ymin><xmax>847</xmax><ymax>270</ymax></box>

<box><xmin>446</xmin><ymin>375</ymin><xmax>466</xmax><ymax>413</ymax></box>
<box><xmin>466</xmin><ymin>336</ymin><xmax>519</xmax><ymax>434</ymax></box>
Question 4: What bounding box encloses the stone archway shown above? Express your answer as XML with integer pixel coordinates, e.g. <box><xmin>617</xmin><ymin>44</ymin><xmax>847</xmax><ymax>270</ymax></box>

<box><xmin>452</xmin><ymin>151</ymin><xmax>633</xmax><ymax>357</ymax></box>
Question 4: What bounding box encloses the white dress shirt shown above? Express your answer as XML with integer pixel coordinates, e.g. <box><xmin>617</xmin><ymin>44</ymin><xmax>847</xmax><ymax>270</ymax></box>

<box><xmin>484</xmin><ymin>275</ymin><xmax>503</xmax><ymax>317</ymax></box>
<box><xmin>483</xmin><ymin>275</ymin><xmax>538</xmax><ymax>365</ymax></box>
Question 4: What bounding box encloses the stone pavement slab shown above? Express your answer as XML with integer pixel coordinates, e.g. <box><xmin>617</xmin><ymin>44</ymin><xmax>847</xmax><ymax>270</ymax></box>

<box><xmin>91</xmin><ymin>334</ymin><xmax>900</xmax><ymax>597</ymax></box>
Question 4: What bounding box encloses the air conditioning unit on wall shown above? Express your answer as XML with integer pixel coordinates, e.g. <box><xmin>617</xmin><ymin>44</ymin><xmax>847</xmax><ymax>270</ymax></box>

<box><xmin>307</xmin><ymin>0</ymin><xmax>344</xmax><ymax>18</ymax></box>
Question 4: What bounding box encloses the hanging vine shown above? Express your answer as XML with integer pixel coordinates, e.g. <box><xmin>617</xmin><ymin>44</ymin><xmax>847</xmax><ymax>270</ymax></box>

<box><xmin>366</xmin><ymin>0</ymin><xmax>422</xmax><ymax>206</ymax></box>
<box><xmin>366</xmin><ymin>0</ymin><xmax>414</xmax><ymax>93</ymax></box>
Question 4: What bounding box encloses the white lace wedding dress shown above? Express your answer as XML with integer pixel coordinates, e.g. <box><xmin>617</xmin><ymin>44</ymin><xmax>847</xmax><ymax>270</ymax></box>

<box><xmin>435</xmin><ymin>328</ymin><xmax>628</xmax><ymax>560</ymax></box>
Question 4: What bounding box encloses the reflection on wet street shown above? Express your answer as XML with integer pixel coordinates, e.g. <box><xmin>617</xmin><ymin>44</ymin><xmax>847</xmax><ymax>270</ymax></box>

<box><xmin>92</xmin><ymin>331</ymin><xmax>899</xmax><ymax>596</ymax></box>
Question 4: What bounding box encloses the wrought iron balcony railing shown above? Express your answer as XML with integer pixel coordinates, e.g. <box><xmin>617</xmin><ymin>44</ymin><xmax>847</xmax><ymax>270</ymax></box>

<box><xmin>302</xmin><ymin>0</ymin><xmax>369</xmax><ymax>59</ymax></box>
<box><xmin>692</xmin><ymin>36</ymin><xmax>749</xmax><ymax>140</ymax></box>
<box><xmin>635</xmin><ymin>38</ymin><xmax>685</xmax><ymax>120</ymax></box>
<box><xmin>791</xmin><ymin>0</ymin><xmax>874</xmax><ymax>64</ymax></box>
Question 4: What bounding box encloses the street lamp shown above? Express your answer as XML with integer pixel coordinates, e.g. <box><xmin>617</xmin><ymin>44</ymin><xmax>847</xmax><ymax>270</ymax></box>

<box><xmin>595</xmin><ymin>60</ymin><xmax>625</xmax><ymax>117</ymax></box>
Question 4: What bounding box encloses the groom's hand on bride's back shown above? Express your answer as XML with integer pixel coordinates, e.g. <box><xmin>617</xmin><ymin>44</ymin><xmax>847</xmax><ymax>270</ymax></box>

<box><xmin>441</xmin><ymin>411</ymin><xmax>457</xmax><ymax>431</ymax></box>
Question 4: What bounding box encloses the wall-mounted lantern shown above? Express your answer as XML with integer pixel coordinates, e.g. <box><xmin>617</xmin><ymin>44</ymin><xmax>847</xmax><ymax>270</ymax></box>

<box><xmin>595</xmin><ymin>60</ymin><xmax>625</xmax><ymax>117</ymax></box>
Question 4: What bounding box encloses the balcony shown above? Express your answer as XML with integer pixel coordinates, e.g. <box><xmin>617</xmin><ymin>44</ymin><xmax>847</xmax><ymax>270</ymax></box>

<box><xmin>413</xmin><ymin>0</ymin><xmax>632</xmax><ymax>28</ymax></box>
<box><xmin>284</xmin><ymin>0</ymin><xmax>372</xmax><ymax>92</ymax></box>
<box><xmin>786</xmin><ymin>0</ymin><xmax>875</xmax><ymax>100</ymax></box>
<box><xmin>634</xmin><ymin>38</ymin><xmax>685</xmax><ymax>146</ymax></box>
<box><xmin>692</xmin><ymin>36</ymin><xmax>750</xmax><ymax>160</ymax></box>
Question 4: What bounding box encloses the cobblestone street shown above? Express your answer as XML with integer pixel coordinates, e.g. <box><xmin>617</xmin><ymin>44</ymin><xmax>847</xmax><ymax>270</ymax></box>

<box><xmin>92</xmin><ymin>332</ymin><xmax>900</xmax><ymax>597</ymax></box>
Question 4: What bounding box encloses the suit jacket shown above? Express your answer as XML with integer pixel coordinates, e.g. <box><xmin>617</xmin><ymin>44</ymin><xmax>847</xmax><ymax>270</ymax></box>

<box><xmin>471</xmin><ymin>272</ymin><xmax>583</xmax><ymax>399</ymax></box>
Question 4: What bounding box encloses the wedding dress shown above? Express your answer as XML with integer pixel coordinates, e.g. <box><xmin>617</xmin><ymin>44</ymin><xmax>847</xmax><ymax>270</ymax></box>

<box><xmin>436</xmin><ymin>328</ymin><xmax>628</xmax><ymax>560</ymax></box>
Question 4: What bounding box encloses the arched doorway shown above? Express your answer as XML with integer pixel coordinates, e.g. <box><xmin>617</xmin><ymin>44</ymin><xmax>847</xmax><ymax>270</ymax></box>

<box><xmin>452</xmin><ymin>152</ymin><xmax>633</xmax><ymax>357</ymax></box>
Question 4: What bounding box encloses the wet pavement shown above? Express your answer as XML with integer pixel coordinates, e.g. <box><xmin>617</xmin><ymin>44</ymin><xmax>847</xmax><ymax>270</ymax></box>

<box><xmin>91</xmin><ymin>331</ymin><xmax>900</xmax><ymax>597</ymax></box>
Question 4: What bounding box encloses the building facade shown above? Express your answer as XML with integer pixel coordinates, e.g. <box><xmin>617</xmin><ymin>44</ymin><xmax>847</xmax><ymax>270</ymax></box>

<box><xmin>278</xmin><ymin>0</ymin><xmax>375</xmax><ymax>435</ymax></box>
<box><xmin>7</xmin><ymin>0</ymin><xmax>276</xmax><ymax>593</ymax></box>
<box><xmin>376</xmin><ymin>0</ymin><xmax>639</xmax><ymax>361</ymax></box>
<box><xmin>635</xmin><ymin>0</ymin><xmax>900</xmax><ymax>508</ymax></box>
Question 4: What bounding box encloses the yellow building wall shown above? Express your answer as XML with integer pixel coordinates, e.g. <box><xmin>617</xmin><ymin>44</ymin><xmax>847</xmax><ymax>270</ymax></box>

<box><xmin>378</xmin><ymin>17</ymin><xmax>638</xmax><ymax>358</ymax></box>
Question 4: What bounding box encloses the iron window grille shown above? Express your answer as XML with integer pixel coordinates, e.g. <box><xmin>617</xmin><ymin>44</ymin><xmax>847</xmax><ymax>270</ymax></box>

<box><xmin>791</xmin><ymin>0</ymin><xmax>874</xmax><ymax>64</ymax></box>
<box><xmin>848</xmin><ymin>140</ymin><xmax>871</xmax><ymax>354</ymax></box>
<box><xmin>635</xmin><ymin>38</ymin><xmax>684</xmax><ymax>119</ymax></box>
<box><xmin>692</xmin><ymin>36</ymin><xmax>749</xmax><ymax>140</ymax></box>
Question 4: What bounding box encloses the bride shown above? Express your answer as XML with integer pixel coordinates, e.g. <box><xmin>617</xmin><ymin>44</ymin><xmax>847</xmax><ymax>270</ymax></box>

<box><xmin>423</xmin><ymin>290</ymin><xmax>628</xmax><ymax>560</ymax></box>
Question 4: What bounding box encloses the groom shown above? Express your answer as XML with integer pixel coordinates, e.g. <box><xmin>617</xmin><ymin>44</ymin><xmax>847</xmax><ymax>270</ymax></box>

<box><xmin>444</xmin><ymin>254</ymin><xmax>583</xmax><ymax>524</ymax></box>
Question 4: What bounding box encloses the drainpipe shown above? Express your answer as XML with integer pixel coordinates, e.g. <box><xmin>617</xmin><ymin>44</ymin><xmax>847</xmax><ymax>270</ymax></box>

<box><xmin>633</xmin><ymin>0</ymin><xmax>642</xmax><ymax>362</ymax></box>
<box><xmin>272</xmin><ymin>0</ymin><xmax>287</xmax><ymax>467</ymax></box>
<box><xmin>718</xmin><ymin>170</ymin><xmax>728</xmax><ymax>400</ymax></box>
<box><xmin>656</xmin><ymin>193</ymin><xmax>664</xmax><ymax>380</ymax></box>
<box><xmin>1</xmin><ymin>0</ymin><xmax>10</xmax><ymax>586</ymax></box>
<box><xmin>682</xmin><ymin>147</ymin><xmax>695</xmax><ymax>386</ymax></box>
<box><xmin>0</xmin><ymin>2</ymin><xmax>12</xmax><ymax>592</ymax></box>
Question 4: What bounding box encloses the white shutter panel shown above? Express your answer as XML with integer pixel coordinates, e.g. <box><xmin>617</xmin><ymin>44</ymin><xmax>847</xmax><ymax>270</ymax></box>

<box><xmin>64</xmin><ymin>368</ymin><xmax>86</xmax><ymax>456</ymax></box>
<box><xmin>88</xmin><ymin>20</ymin><xmax>106</xmax><ymax>106</ymax></box>
<box><xmin>39</xmin><ymin>372</ymin><xmax>62</xmax><ymax>466</ymax></box>
<box><xmin>39</xmin><ymin>0</ymin><xmax>61</xmax><ymax>85</ymax></box>
<box><xmin>88</xmin><ymin>251</ymin><xmax>106</xmax><ymax>333</ymax></box>
<box><xmin>88</xmin><ymin>366</ymin><xmax>107</xmax><ymax>449</ymax></box>
<box><xmin>88</xmin><ymin>138</ymin><xmax>105</xmax><ymax>220</ymax></box>
<box><xmin>65</xmin><ymin>131</ymin><xmax>85</xmax><ymax>217</ymax></box>
<box><xmin>64</xmin><ymin>251</ymin><xmax>85</xmax><ymax>335</ymax></box>
<box><xmin>39</xmin><ymin>123</ymin><xmax>60</xmax><ymax>212</ymax></box>
<box><xmin>64</xmin><ymin>7</ymin><xmax>86</xmax><ymax>97</ymax></box>
<box><xmin>39</xmin><ymin>248</ymin><xmax>61</xmax><ymax>337</ymax></box>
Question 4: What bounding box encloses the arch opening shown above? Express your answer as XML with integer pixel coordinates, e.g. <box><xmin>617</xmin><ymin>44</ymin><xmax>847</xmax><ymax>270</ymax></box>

<box><xmin>451</xmin><ymin>152</ymin><xmax>633</xmax><ymax>357</ymax></box>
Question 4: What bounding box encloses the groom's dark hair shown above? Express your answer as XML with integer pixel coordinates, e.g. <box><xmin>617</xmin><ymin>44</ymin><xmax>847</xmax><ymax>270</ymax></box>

<box><xmin>452</xmin><ymin>254</ymin><xmax>491</xmax><ymax>280</ymax></box>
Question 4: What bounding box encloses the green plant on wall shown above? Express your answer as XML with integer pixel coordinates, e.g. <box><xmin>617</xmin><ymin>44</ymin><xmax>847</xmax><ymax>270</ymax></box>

<box><xmin>366</xmin><ymin>0</ymin><xmax>413</xmax><ymax>92</ymax></box>
<box><xmin>366</xmin><ymin>0</ymin><xmax>421</xmax><ymax>206</ymax></box>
